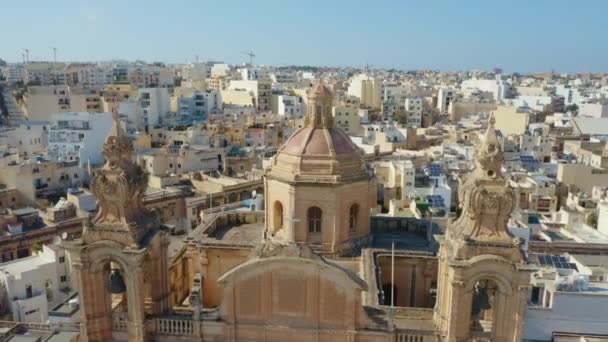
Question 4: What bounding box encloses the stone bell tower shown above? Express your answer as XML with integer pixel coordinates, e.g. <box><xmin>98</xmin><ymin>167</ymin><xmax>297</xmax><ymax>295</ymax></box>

<box><xmin>66</xmin><ymin>111</ymin><xmax>170</xmax><ymax>342</ymax></box>
<box><xmin>434</xmin><ymin>116</ymin><xmax>535</xmax><ymax>342</ymax></box>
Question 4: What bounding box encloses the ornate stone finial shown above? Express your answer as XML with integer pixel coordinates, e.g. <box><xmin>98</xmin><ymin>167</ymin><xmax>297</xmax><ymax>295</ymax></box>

<box><xmin>89</xmin><ymin>110</ymin><xmax>149</xmax><ymax>241</ymax></box>
<box><xmin>448</xmin><ymin>115</ymin><xmax>516</xmax><ymax>243</ymax></box>
<box><xmin>475</xmin><ymin>113</ymin><xmax>503</xmax><ymax>179</ymax></box>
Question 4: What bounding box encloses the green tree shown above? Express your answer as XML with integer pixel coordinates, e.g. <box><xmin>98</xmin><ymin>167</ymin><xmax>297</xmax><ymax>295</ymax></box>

<box><xmin>586</xmin><ymin>212</ymin><xmax>598</xmax><ymax>229</ymax></box>
<box><xmin>32</xmin><ymin>241</ymin><xmax>43</xmax><ymax>254</ymax></box>
<box><xmin>566</xmin><ymin>104</ymin><xmax>579</xmax><ymax>116</ymax></box>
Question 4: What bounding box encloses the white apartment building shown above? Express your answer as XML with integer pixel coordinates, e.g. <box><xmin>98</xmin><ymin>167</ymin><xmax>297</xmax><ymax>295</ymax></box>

<box><xmin>554</xmin><ymin>85</ymin><xmax>583</xmax><ymax>107</ymax></box>
<box><xmin>510</xmin><ymin>95</ymin><xmax>553</xmax><ymax>111</ymax></box>
<box><xmin>177</xmin><ymin>90</ymin><xmax>222</xmax><ymax>122</ymax></box>
<box><xmin>0</xmin><ymin>244</ymin><xmax>71</xmax><ymax>323</ymax></box>
<box><xmin>461</xmin><ymin>75</ymin><xmax>512</xmax><ymax>101</ymax></box>
<box><xmin>47</xmin><ymin>112</ymin><xmax>113</xmax><ymax>166</ymax></box>
<box><xmin>139</xmin><ymin>88</ymin><xmax>171</xmax><ymax>132</ymax></box>
<box><xmin>276</xmin><ymin>95</ymin><xmax>304</xmax><ymax>118</ymax></box>
<box><xmin>404</xmin><ymin>96</ymin><xmax>423</xmax><ymax>127</ymax></box>
<box><xmin>118</xmin><ymin>99</ymin><xmax>142</xmax><ymax>132</ymax></box>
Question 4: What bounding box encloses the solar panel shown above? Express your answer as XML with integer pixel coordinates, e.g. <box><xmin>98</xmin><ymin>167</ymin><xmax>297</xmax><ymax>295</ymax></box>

<box><xmin>537</xmin><ymin>255</ymin><xmax>577</xmax><ymax>270</ymax></box>
<box><xmin>428</xmin><ymin>163</ymin><xmax>442</xmax><ymax>177</ymax></box>
<box><xmin>426</xmin><ymin>195</ymin><xmax>445</xmax><ymax>208</ymax></box>
<box><xmin>520</xmin><ymin>155</ymin><xmax>539</xmax><ymax>163</ymax></box>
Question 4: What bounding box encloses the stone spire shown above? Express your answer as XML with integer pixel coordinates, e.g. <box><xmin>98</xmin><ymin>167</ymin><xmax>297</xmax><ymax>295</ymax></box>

<box><xmin>448</xmin><ymin>115</ymin><xmax>516</xmax><ymax>243</ymax></box>
<box><xmin>87</xmin><ymin>110</ymin><xmax>150</xmax><ymax>246</ymax></box>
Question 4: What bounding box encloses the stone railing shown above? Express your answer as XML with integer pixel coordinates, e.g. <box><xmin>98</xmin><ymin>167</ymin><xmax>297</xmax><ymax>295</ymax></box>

<box><xmin>396</xmin><ymin>329</ymin><xmax>440</xmax><ymax>342</ymax></box>
<box><xmin>468</xmin><ymin>331</ymin><xmax>492</xmax><ymax>342</ymax></box>
<box><xmin>153</xmin><ymin>317</ymin><xmax>193</xmax><ymax>335</ymax></box>
<box><xmin>112</xmin><ymin>312</ymin><xmax>128</xmax><ymax>331</ymax></box>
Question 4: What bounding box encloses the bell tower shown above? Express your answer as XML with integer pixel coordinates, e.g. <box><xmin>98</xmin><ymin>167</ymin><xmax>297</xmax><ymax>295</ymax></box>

<box><xmin>66</xmin><ymin>111</ymin><xmax>170</xmax><ymax>342</ymax></box>
<box><xmin>434</xmin><ymin>116</ymin><xmax>535</xmax><ymax>342</ymax></box>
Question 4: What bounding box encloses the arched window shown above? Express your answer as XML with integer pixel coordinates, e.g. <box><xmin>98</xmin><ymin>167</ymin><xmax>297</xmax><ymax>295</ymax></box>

<box><xmin>274</xmin><ymin>201</ymin><xmax>283</xmax><ymax>230</ymax></box>
<box><xmin>308</xmin><ymin>207</ymin><xmax>322</xmax><ymax>233</ymax></box>
<box><xmin>349</xmin><ymin>204</ymin><xmax>359</xmax><ymax>231</ymax></box>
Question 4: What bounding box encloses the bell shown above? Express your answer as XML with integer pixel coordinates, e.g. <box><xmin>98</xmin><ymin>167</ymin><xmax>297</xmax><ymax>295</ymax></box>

<box><xmin>109</xmin><ymin>269</ymin><xmax>127</xmax><ymax>294</ymax></box>
<box><xmin>472</xmin><ymin>284</ymin><xmax>491</xmax><ymax>315</ymax></box>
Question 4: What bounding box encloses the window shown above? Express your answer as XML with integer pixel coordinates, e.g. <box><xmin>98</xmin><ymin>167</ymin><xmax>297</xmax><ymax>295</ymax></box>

<box><xmin>59</xmin><ymin>256</ymin><xmax>65</xmax><ymax>263</ymax></box>
<box><xmin>60</xmin><ymin>275</ymin><xmax>67</xmax><ymax>282</ymax></box>
<box><xmin>308</xmin><ymin>207</ymin><xmax>322</xmax><ymax>233</ymax></box>
<box><xmin>25</xmin><ymin>284</ymin><xmax>33</xmax><ymax>298</ymax></box>
<box><xmin>349</xmin><ymin>204</ymin><xmax>359</xmax><ymax>231</ymax></box>
<box><xmin>169</xmin><ymin>207</ymin><xmax>175</xmax><ymax>217</ymax></box>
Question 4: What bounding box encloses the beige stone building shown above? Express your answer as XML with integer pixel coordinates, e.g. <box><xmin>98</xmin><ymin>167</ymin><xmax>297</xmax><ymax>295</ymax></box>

<box><xmin>61</xmin><ymin>87</ymin><xmax>535</xmax><ymax>342</ymax></box>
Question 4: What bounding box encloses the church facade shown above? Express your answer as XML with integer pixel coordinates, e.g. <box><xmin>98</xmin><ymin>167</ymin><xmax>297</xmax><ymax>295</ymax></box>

<box><xmin>66</xmin><ymin>84</ymin><xmax>535</xmax><ymax>342</ymax></box>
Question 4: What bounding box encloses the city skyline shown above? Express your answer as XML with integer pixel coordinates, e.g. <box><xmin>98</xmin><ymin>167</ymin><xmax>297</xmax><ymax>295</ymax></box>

<box><xmin>2</xmin><ymin>0</ymin><xmax>608</xmax><ymax>73</ymax></box>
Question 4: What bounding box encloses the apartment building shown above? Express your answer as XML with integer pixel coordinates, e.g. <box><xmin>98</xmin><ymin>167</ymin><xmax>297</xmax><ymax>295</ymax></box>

<box><xmin>23</xmin><ymin>63</ymin><xmax>67</xmax><ymax>86</ymax></box>
<box><xmin>47</xmin><ymin>112</ymin><xmax>114</xmax><ymax>166</ymax></box>
<box><xmin>275</xmin><ymin>94</ymin><xmax>304</xmax><ymax>118</ymax></box>
<box><xmin>139</xmin><ymin>87</ymin><xmax>171</xmax><ymax>132</ymax></box>
<box><xmin>347</xmin><ymin>74</ymin><xmax>382</xmax><ymax>109</ymax></box>
<box><xmin>177</xmin><ymin>90</ymin><xmax>222</xmax><ymax>122</ymax></box>
<box><xmin>0</xmin><ymin>121</ymin><xmax>49</xmax><ymax>158</ymax></box>
<box><xmin>404</xmin><ymin>96</ymin><xmax>423</xmax><ymax>127</ymax></box>
<box><xmin>0</xmin><ymin>244</ymin><xmax>72</xmax><ymax>323</ymax></box>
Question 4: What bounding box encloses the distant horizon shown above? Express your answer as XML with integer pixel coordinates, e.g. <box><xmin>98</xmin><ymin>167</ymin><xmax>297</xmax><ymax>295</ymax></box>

<box><xmin>3</xmin><ymin>58</ymin><xmax>602</xmax><ymax>76</ymax></box>
<box><xmin>1</xmin><ymin>0</ymin><xmax>607</xmax><ymax>74</ymax></box>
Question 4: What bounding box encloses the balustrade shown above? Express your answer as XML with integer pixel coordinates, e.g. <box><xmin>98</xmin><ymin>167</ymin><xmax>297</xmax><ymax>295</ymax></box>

<box><xmin>154</xmin><ymin>318</ymin><xmax>193</xmax><ymax>335</ymax></box>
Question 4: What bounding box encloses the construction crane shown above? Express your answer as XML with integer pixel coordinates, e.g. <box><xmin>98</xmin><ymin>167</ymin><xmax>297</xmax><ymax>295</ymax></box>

<box><xmin>22</xmin><ymin>48</ymin><xmax>29</xmax><ymax>64</ymax></box>
<box><xmin>49</xmin><ymin>46</ymin><xmax>57</xmax><ymax>63</ymax></box>
<box><xmin>241</xmin><ymin>50</ymin><xmax>255</xmax><ymax>65</ymax></box>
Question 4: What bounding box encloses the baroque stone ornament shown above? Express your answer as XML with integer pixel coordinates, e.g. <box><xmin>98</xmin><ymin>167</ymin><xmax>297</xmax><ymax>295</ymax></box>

<box><xmin>86</xmin><ymin>110</ymin><xmax>150</xmax><ymax>246</ymax></box>
<box><xmin>448</xmin><ymin>115</ymin><xmax>517</xmax><ymax>243</ymax></box>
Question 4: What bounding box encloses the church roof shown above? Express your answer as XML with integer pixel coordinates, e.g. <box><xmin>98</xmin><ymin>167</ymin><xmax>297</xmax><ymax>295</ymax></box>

<box><xmin>268</xmin><ymin>82</ymin><xmax>369</xmax><ymax>184</ymax></box>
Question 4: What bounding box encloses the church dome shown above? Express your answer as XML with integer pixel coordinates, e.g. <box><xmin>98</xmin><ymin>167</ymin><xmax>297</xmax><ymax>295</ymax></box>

<box><xmin>268</xmin><ymin>83</ymin><xmax>369</xmax><ymax>184</ymax></box>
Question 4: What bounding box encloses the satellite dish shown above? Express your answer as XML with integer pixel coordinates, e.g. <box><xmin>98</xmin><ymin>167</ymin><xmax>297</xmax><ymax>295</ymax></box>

<box><xmin>61</xmin><ymin>232</ymin><xmax>68</xmax><ymax>240</ymax></box>
<box><xmin>252</xmin><ymin>190</ymin><xmax>257</xmax><ymax>198</ymax></box>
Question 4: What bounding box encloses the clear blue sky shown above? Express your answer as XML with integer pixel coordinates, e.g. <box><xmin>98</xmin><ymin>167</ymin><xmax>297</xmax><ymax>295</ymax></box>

<box><xmin>2</xmin><ymin>0</ymin><xmax>607</xmax><ymax>73</ymax></box>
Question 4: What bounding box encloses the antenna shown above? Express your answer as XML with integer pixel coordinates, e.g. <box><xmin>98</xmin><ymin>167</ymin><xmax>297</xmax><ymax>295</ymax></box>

<box><xmin>22</xmin><ymin>48</ymin><xmax>29</xmax><ymax>64</ymax></box>
<box><xmin>49</xmin><ymin>46</ymin><xmax>57</xmax><ymax>63</ymax></box>
<box><xmin>241</xmin><ymin>50</ymin><xmax>255</xmax><ymax>65</ymax></box>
